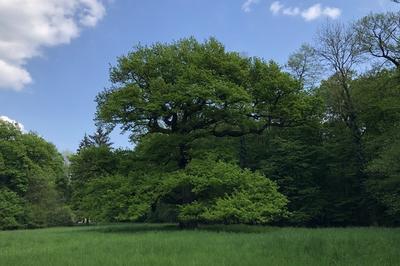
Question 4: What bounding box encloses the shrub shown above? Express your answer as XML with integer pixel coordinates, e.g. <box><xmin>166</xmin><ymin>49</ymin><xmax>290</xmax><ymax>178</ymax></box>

<box><xmin>158</xmin><ymin>160</ymin><xmax>288</xmax><ymax>227</ymax></box>
<box><xmin>0</xmin><ymin>188</ymin><xmax>24</xmax><ymax>230</ymax></box>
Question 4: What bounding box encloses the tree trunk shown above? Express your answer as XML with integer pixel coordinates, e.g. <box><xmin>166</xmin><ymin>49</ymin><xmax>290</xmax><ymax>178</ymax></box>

<box><xmin>239</xmin><ymin>136</ymin><xmax>247</xmax><ymax>168</ymax></box>
<box><xmin>178</xmin><ymin>143</ymin><xmax>189</xmax><ymax>169</ymax></box>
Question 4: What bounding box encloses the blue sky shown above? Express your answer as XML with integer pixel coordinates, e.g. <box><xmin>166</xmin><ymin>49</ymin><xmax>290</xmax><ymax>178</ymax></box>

<box><xmin>0</xmin><ymin>0</ymin><xmax>397</xmax><ymax>152</ymax></box>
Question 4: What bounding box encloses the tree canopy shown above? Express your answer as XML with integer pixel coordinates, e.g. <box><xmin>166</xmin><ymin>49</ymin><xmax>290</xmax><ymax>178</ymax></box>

<box><xmin>2</xmin><ymin>10</ymin><xmax>400</xmax><ymax>230</ymax></box>
<box><xmin>96</xmin><ymin>38</ymin><xmax>319</xmax><ymax>168</ymax></box>
<box><xmin>0</xmin><ymin>120</ymin><xmax>73</xmax><ymax>229</ymax></box>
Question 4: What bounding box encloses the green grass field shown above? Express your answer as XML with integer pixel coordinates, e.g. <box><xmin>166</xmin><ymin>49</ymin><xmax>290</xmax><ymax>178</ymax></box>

<box><xmin>0</xmin><ymin>224</ymin><xmax>399</xmax><ymax>266</ymax></box>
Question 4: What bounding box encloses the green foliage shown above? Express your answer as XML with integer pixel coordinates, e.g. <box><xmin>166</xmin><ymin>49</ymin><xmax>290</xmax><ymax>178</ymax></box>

<box><xmin>366</xmin><ymin>136</ymin><xmax>400</xmax><ymax>223</ymax></box>
<box><xmin>78</xmin><ymin>127</ymin><xmax>113</xmax><ymax>153</ymax></box>
<box><xmin>4</xmin><ymin>30</ymin><xmax>400</xmax><ymax>230</ymax></box>
<box><xmin>86</xmin><ymin>37</ymin><xmax>400</xmax><ymax>227</ymax></box>
<box><xmin>243</xmin><ymin>127</ymin><xmax>326</xmax><ymax>225</ymax></box>
<box><xmin>89</xmin><ymin>127</ymin><xmax>113</xmax><ymax>148</ymax></box>
<box><xmin>69</xmin><ymin>146</ymin><xmax>153</xmax><ymax>223</ymax></box>
<box><xmin>96</xmin><ymin>38</ymin><xmax>314</xmax><ymax>168</ymax></box>
<box><xmin>286</xmin><ymin>43</ymin><xmax>321</xmax><ymax>88</ymax></box>
<box><xmin>47</xmin><ymin>206</ymin><xmax>75</xmax><ymax>226</ymax></box>
<box><xmin>96</xmin><ymin>38</ymin><xmax>250</xmax><ymax>139</ymax></box>
<box><xmin>80</xmin><ymin>175</ymin><xmax>136</xmax><ymax>222</ymax></box>
<box><xmin>69</xmin><ymin>146</ymin><xmax>118</xmax><ymax>219</ymax></box>
<box><xmin>157</xmin><ymin>160</ymin><xmax>288</xmax><ymax>225</ymax></box>
<box><xmin>0</xmin><ymin>120</ymin><xmax>69</xmax><ymax>229</ymax></box>
<box><xmin>0</xmin><ymin>188</ymin><xmax>24</xmax><ymax>230</ymax></box>
<box><xmin>70</xmin><ymin>146</ymin><xmax>117</xmax><ymax>185</ymax></box>
<box><xmin>352</xmin><ymin>70</ymin><xmax>400</xmax><ymax>224</ymax></box>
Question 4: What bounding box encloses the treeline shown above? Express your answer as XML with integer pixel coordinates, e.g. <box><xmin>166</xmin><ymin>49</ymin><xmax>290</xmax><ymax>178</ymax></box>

<box><xmin>1</xmin><ymin>11</ymin><xmax>399</xmax><ymax>229</ymax></box>
<box><xmin>0</xmin><ymin>122</ymin><xmax>72</xmax><ymax>229</ymax></box>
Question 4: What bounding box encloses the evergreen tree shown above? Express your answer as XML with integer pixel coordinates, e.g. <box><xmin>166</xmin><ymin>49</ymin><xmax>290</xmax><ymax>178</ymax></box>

<box><xmin>77</xmin><ymin>133</ymin><xmax>94</xmax><ymax>152</ymax></box>
<box><xmin>89</xmin><ymin>126</ymin><xmax>113</xmax><ymax>148</ymax></box>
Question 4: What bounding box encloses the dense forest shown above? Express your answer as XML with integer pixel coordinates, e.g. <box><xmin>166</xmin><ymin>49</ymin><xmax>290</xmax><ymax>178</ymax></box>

<box><xmin>1</xmin><ymin>11</ymin><xmax>400</xmax><ymax>229</ymax></box>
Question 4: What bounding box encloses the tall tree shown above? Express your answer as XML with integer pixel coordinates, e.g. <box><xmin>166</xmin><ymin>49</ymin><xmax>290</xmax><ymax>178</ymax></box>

<box><xmin>315</xmin><ymin>22</ymin><xmax>365</xmax><ymax>170</ymax></box>
<box><xmin>355</xmin><ymin>12</ymin><xmax>400</xmax><ymax>68</ymax></box>
<box><xmin>353</xmin><ymin>69</ymin><xmax>400</xmax><ymax>225</ymax></box>
<box><xmin>313</xmin><ymin>22</ymin><xmax>370</xmax><ymax>225</ymax></box>
<box><xmin>96</xmin><ymin>38</ymin><xmax>316</xmax><ymax>168</ymax></box>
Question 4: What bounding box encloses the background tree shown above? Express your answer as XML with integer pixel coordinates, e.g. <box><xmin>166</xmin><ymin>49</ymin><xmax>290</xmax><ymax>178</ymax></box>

<box><xmin>89</xmin><ymin>126</ymin><xmax>113</xmax><ymax>148</ymax></box>
<box><xmin>355</xmin><ymin>12</ymin><xmax>400</xmax><ymax>68</ymax></box>
<box><xmin>77</xmin><ymin>133</ymin><xmax>93</xmax><ymax>152</ymax></box>
<box><xmin>316</xmin><ymin>22</ymin><xmax>365</xmax><ymax>169</ymax></box>
<box><xmin>286</xmin><ymin>43</ymin><xmax>322</xmax><ymax>89</ymax></box>
<box><xmin>312</xmin><ymin>23</ymin><xmax>368</xmax><ymax>224</ymax></box>
<box><xmin>0</xmin><ymin>120</ymin><xmax>73</xmax><ymax>229</ymax></box>
<box><xmin>0</xmin><ymin>188</ymin><xmax>24</xmax><ymax>230</ymax></box>
<box><xmin>69</xmin><ymin>145</ymin><xmax>117</xmax><ymax>220</ymax></box>
<box><xmin>352</xmin><ymin>69</ymin><xmax>400</xmax><ymax>225</ymax></box>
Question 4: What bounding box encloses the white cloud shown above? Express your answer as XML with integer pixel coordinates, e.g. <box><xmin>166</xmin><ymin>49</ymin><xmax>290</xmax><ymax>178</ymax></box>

<box><xmin>269</xmin><ymin>2</ymin><xmax>341</xmax><ymax>21</ymax></box>
<box><xmin>270</xmin><ymin>1</ymin><xmax>284</xmax><ymax>14</ymax></box>
<box><xmin>322</xmin><ymin>7</ymin><xmax>341</xmax><ymax>19</ymax></box>
<box><xmin>0</xmin><ymin>0</ymin><xmax>106</xmax><ymax>91</ymax></box>
<box><xmin>0</xmin><ymin>60</ymin><xmax>32</xmax><ymax>91</ymax></box>
<box><xmin>301</xmin><ymin>4</ymin><xmax>341</xmax><ymax>21</ymax></box>
<box><xmin>301</xmin><ymin>4</ymin><xmax>323</xmax><ymax>21</ymax></box>
<box><xmin>0</xmin><ymin>115</ymin><xmax>25</xmax><ymax>132</ymax></box>
<box><xmin>282</xmin><ymin>7</ymin><xmax>300</xmax><ymax>16</ymax></box>
<box><xmin>242</xmin><ymin>0</ymin><xmax>260</xmax><ymax>12</ymax></box>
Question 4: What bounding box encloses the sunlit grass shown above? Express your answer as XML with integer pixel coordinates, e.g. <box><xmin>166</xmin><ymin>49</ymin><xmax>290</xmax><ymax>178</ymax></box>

<box><xmin>0</xmin><ymin>224</ymin><xmax>399</xmax><ymax>266</ymax></box>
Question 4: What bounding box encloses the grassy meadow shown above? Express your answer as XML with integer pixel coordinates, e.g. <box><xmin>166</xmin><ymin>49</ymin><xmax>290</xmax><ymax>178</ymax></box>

<box><xmin>0</xmin><ymin>224</ymin><xmax>399</xmax><ymax>266</ymax></box>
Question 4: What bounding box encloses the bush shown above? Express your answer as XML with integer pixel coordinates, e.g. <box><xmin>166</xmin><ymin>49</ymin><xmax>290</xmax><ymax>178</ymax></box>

<box><xmin>0</xmin><ymin>188</ymin><xmax>24</xmax><ymax>230</ymax></box>
<box><xmin>48</xmin><ymin>206</ymin><xmax>75</xmax><ymax>226</ymax></box>
<box><xmin>157</xmin><ymin>160</ymin><xmax>288</xmax><ymax>226</ymax></box>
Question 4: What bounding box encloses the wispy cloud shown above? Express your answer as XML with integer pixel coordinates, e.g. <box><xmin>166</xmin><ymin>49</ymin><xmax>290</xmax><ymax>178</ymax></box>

<box><xmin>269</xmin><ymin>1</ymin><xmax>341</xmax><ymax>21</ymax></box>
<box><xmin>0</xmin><ymin>0</ymin><xmax>107</xmax><ymax>91</ymax></box>
<box><xmin>282</xmin><ymin>7</ymin><xmax>300</xmax><ymax>16</ymax></box>
<box><xmin>270</xmin><ymin>1</ymin><xmax>283</xmax><ymax>14</ymax></box>
<box><xmin>242</xmin><ymin>0</ymin><xmax>260</xmax><ymax>13</ymax></box>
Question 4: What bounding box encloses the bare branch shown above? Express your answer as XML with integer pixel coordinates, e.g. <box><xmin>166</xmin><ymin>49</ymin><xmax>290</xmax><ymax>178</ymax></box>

<box><xmin>354</xmin><ymin>12</ymin><xmax>400</xmax><ymax>68</ymax></box>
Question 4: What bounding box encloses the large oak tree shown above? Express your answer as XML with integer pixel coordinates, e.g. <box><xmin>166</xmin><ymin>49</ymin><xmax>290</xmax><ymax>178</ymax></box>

<box><xmin>96</xmin><ymin>38</ymin><xmax>317</xmax><ymax>168</ymax></box>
